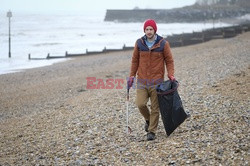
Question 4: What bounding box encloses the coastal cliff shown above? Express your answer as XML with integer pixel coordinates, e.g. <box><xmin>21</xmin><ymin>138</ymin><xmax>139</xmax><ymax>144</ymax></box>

<box><xmin>104</xmin><ymin>0</ymin><xmax>250</xmax><ymax>23</ymax></box>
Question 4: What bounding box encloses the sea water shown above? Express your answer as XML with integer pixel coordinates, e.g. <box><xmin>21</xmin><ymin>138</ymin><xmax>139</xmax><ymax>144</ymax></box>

<box><xmin>0</xmin><ymin>11</ymin><xmax>232</xmax><ymax>75</ymax></box>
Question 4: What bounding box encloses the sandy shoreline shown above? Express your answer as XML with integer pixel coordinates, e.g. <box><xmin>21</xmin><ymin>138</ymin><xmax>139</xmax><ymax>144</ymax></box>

<box><xmin>0</xmin><ymin>32</ymin><xmax>249</xmax><ymax>165</ymax></box>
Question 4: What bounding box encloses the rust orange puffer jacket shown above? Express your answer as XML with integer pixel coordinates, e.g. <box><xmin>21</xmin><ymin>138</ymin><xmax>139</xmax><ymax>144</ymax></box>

<box><xmin>130</xmin><ymin>34</ymin><xmax>174</xmax><ymax>85</ymax></box>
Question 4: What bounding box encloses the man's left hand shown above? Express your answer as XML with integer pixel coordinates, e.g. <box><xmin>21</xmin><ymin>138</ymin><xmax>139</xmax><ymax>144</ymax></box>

<box><xmin>168</xmin><ymin>75</ymin><xmax>175</xmax><ymax>81</ymax></box>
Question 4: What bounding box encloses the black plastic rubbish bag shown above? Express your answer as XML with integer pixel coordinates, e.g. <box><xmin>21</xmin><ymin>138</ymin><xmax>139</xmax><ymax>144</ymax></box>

<box><xmin>156</xmin><ymin>80</ymin><xmax>188</xmax><ymax>136</ymax></box>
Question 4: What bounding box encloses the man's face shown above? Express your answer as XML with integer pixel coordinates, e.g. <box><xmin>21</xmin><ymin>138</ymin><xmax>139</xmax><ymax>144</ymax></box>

<box><xmin>144</xmin><ymin>26</ymin><xmax>155</xmax><ymax>39</ymax></box>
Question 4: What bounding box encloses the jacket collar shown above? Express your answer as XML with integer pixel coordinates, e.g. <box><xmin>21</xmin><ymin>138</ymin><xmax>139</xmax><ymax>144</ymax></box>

<box><xmin>141</xmin><ymin>34</ymin><xmax>164</xmax><ymax>50</ymax></box>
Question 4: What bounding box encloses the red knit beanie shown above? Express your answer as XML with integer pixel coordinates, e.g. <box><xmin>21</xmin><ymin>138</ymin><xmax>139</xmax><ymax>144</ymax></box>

<box><xmin>143</xmin><ymin>19</ymin><xmax>157</xmax><ymax>32</ymax></box>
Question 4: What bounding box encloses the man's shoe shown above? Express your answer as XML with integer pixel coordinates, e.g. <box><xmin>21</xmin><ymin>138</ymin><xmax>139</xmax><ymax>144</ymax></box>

<box><xmin>147</xmin><ymin>132</ymin><xmax>155</xmax><ymax>141</ymax></box>
<box><xmin>145</xmin><ymin>120</ymin><xmax>149</xmax><ymax>132</ymax></box>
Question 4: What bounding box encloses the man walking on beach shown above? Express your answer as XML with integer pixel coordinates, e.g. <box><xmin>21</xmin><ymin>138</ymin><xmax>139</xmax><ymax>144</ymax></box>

<box><xmin>127</xmin><ymin>19</ymin><xmax>175</xmax><ymax>141</ymax></box>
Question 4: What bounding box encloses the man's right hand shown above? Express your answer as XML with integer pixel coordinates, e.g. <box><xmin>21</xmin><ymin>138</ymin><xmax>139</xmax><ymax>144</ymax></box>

<box><xmin>127</xmin><ymin>76</ymin><xmax>134</xmax><ymax>89</ymax></box>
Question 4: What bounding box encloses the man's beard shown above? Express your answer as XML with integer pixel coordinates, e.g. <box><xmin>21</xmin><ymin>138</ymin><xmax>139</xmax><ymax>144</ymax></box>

<box><xmin>146</xmin><ymin>33</ymin><xmax>155</xmax><ymax>40</ymax></box>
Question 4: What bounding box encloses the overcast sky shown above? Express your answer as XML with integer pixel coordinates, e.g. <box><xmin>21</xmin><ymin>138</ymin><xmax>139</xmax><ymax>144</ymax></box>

<box><xmin>1</xmin><ymin>0</ymin><xmax>197</xmax><ymax>14</ymax></box>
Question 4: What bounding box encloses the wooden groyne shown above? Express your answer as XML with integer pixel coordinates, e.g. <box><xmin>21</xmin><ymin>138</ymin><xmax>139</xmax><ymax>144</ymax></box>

<box><xmin>28</xmin><ymin>44</ymin><xmax>134</xmax><ymax>60</ymax></box>
<box><xmin>166</xmin><ymin>23</ymin><xmax>250</xmax><ymax>47</ymax></box>
<box><xmin>28</xmin><ymin>23</ymin><xmax>250</xmax><ymax>60</ymax></box>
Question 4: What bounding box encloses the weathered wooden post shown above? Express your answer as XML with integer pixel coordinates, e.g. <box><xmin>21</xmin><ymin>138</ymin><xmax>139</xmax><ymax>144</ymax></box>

<box><xmin>7</xmin><ymin>10</ymin><xmax>12</xmax><ymax>58</ymax></box>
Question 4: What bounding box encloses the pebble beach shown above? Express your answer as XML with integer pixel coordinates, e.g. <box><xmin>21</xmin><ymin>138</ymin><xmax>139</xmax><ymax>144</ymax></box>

<box><xmin>0</xmin><ymin>32</ymin><xmax>249</xmax><ymax>165</ymax></box>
